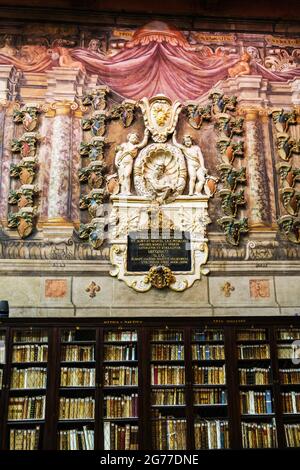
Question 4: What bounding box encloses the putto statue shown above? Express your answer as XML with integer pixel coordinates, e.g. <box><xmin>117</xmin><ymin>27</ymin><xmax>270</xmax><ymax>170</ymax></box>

<box><xmin>172</xmin><ymin>132</ymin><xmax>207</xmax><ymax>195</ymax></box>
<box><xmin>115</xmin><ymin>129</ymin><xmax>149</xmax><ymax>194</ymax></box>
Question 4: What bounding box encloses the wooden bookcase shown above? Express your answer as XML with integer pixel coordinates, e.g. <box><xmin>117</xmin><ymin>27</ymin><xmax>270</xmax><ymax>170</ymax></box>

<box><xmin>0</xmin><ymin>316</ymin><xmax>300</xmax><ymax>450</ymax></box>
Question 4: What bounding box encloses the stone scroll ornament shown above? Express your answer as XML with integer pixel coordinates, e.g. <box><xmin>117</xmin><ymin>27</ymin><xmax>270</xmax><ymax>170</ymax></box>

<box><xmin>8</xmin><ymin>104</ymin><xmax>41</xmax><ymax>238</ymax></box>
<box><xmin>78</xmin><ymin>87</ymin><xmax>111</xmax><ymax>249</ymax></box>
<box><xmin>273</xmin><ymin>108</ymin><xmax>300</xmax><ymax>243</ymax></box>
<box><xmin>206</xmin><ymin>91</ymin><xmax>248</xmax><ymax>246</ymax></box>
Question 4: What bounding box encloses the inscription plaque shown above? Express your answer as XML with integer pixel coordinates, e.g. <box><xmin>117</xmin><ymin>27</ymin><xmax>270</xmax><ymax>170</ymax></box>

<box><xmin>127</xmin><ymin>231</ymin><xmax>191</xmax><ymax>272</ymax></box>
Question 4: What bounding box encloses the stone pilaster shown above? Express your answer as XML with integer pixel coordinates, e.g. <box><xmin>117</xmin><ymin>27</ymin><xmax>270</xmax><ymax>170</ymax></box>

<box><xmin>0</xmin><ymin>65</ymin><xmax>19</xmax><ymax>101</ymax></box>
<box><xmin>42</xmin><ymin>67</ymin><xmax>86</xmax><ymax>240</ymax></box>
<box><xmin>243</xmin><ymin>108</ymin><xmax>269</xmax><ymax>229</ymax></box>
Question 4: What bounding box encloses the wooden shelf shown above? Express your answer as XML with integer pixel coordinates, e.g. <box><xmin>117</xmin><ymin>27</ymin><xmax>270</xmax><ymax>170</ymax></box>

<box><xmin>0</xmin><ymin>317</ymin><xmax>300</xmax><ymax>450</ymax></box>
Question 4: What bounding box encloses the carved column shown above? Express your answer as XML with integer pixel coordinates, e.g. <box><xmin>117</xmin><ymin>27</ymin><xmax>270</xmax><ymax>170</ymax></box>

<box><xmin>259</xmin><ymin>109</ymin><xmax>277</xmax><ymax>227</ymax></box>
<box><xmin>0</xmin><ymin>101</ymin><xmax>13</xmax><ymax>226</ymax></box>
<box><xmin>43</xmin><ymin>101</ymin><xmax>78</xmax><ymax>238</ymax></box>
<box><xmin>42</xmin><ymin>67</ymin><xmax>85</xmax><ymax>239</ymax></box>
<box><xmin>243</xmin><ymin>108</ymin><xmax>270</xmax><ymax>229</ymax></box>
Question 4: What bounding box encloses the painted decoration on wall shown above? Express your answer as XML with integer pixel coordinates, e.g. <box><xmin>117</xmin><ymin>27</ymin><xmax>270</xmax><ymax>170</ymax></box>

<box><xmin>0</xmin><ymin>21</ymin><xmax>300</xmax><ymax>101</ymax></box>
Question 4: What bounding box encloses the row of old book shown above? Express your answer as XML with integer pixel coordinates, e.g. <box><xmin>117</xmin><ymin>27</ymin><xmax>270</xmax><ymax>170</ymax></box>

<box><xmin>10</xmin><ymin>367</ymin><xmax>47</xmax><ymax>389</ymax></box>
<box><xmin>151</xmin><ymin>388</ymin><xmax>185</xmax><ymax>406</ymax></box>
<box><xmin>103</xmin><ymin>422</ymin><xmax>139</xmax><ymax>450</ymax></box>
<box><xmin>151</xmin><ymin>411</ymin><xmax>186</xmax><ymax>450</ymax></box>
<box><xmin>278</xmin><ymin>330</ymin><xmax>300</xmax><ymax>340</ymax></box>
<box><xmin>241</xmin><ymin>421</ymin><xmax>277</xmax><ymax>448</ymax></box>
<box><xmin>192</xmin><ymin>365</ymin><xmax>226</xmax><ymax>385</ymax></box>
<box><xmin>12</xmin><ymin>345</ymin><xmax>48</xmax><ymax>363</ymax></box>
<box><xmin>13</xmin><ymin>331</ymin><xmax>48</xmax><ymax>343</ymax></box>
<box><xmin>151</xmin><ymin>344</ymin><xmax>184</xmax><ymax>361</ymax></box>
<box><xmin>238</xmin><ymin>345</ymin><xmax>270</xmax><ymax>359</ymax></box>
<box><xmin>104</xmin><ymin>345</ymin><xmax>137</xmax><ymax>361</ymax></box>
<box><xmin>239</xmin><ymin>367</ymin><xmax>271</xmax><ymax>385</ymax></box>
<box><xmin>194</xmin><ymin>420</ymin><xmax>229</xmax><ymax>449</ymax></box>
<box><xmin>282</xmin><ymin>392</ymin><xmax>300</xmax><ymax>413</ymax></box>
<box><xmin>193</xmin><ymin>330</ymin><xmax>224</xmax><ymax>342</ymax></box>
<box><xmin>59</xmin><ymin>397</ymin><xmax>95</xmax><ymax>420</ymax></box>
<box><xmin>151</xmin><ymin>331</ymin><xmax>183</xmax><ymax>342</ymax></box>
<box><xmin>104</xmin><ymin>366</ymin><xmax>138</xmax><ymax>386</ymax></box>
<box><xmin>61</xmin><ymin>345</ymin><xmax>95</xmax><ymax>362</ymax></box>
<box><xmin>104</xmin><ymin>331</ymin><xmax>138</xmax><ymax>342</ymax></box>
<box><xmin>240</xmin><ymin>390</ymin><xmax>273</xmax><ymax>415</ymax></box>
<box><xmin>192</xmin><ymin>345</ymin><xmax>225</xmax><ymax>361</ymax></box>
<box><xmin>284</xmin><ymin>424</ymin><xmax>300</xmax><ymax>447</ymax></box>
<box><xmin>279</xmin><ymin>369</ymin><xmax>300</xmax><ymax>384</ymax></box>
<box><xmin>60</xmin><ymin>367</ymin><xmax>95</xmax><ymax>387</ymax></box>
<box><xmin>151</xmin><ymin>366</ymin><xmax>185</xmax><ymax>385</ymax></box>
<box><xmin>237</xmin><ymin>329</ymin><xmax>266</xmax><ymax>341</ymax></box>
<box><xmin>58</xmin><ymin>427</ymin><xmax>94</xmax><ymax>450</ymax></box>
<box><xmin>8</xmin><ymin>396</ymin><xmax>46</xmax><ymax>420</ymax></box>
<box><xmin>194</xmin><ymin>388</ymin><xmax>227</xmax><ymax>405</ymax></box>
<box><xmin>104</xmin><ymin>394</ymin><xmax>138</xmax><ymax>418</ymax></box>
<box><xmin>278</xmin><ymin>345</ymin><xmax>298</xmax><ymax>359</ymax></box>
<box><xmin>9</xmin><ymin>426</ymin><xmax>40</xmax><ymax>450</ymax></box>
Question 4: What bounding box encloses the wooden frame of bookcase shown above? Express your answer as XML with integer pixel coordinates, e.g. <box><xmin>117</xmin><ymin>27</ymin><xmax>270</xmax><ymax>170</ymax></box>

<box><xmin>0</xmin><ymin>316</ymin><xmax>300</xmax><ymax>450</ymax></box>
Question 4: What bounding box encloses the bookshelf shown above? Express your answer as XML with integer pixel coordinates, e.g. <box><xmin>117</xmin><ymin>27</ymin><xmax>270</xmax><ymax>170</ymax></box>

<box><xmin>0</xmin><ymin>317</ymin><xmax>300</xmax><ymax>450</ymax></box>
<box><xmin>276</xmin><ymin>327</ymin><xmax>300</xmax><ymax>448</ymax></box>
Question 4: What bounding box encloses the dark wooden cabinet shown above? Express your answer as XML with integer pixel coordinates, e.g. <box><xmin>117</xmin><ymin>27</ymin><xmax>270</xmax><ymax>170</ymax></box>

<box><xmin>0</xmin><ymin>316</ymin><xmax>300</xmax><ymax>450</ymax></box>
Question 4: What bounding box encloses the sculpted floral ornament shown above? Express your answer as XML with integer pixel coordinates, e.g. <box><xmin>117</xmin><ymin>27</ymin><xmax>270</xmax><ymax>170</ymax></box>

<box><xmin>217</xmin><ymin>139</ymin><xmax>244</xmax><ymax>164</ymax></box>
<box><xmin>82</xmin><ymin>111</ymin><xmax>107</xmax><ymax>137</ymax></box>
<box><xmin>8</xmin><ymin>185</ymin><xmax>39</xmax><ymax>209</ymax></box>
<box><xmin>278</xmin><ymin>215</ymin><xmax>300</xmax><ymax>244</ymax></box>
<box><xmin>78</xmin><ymin>161</ymin><xmax>107</xmax><ymax>189</ymax></box>
<box><xmin>217</xmin><ymin>164</ymin><xmax>246</xmax><ymax>191</ymax></box>
<box><xmin>110</xmin><ymin>99</ymin><xmax>136</xmax><ymax>127</ymax></box>
<box><xmin>218</xmin><ymin>189</ymin><xmax>246</xmax><ymax>217</ymax></box>
<box><xmin>10</xmin><ymin>158</ymin><xmax>37</xmax><ymax>185</ymax></box>
<box><xmin>85</xmin><ymin>281</ymin><xmax>101</xmax><ymax>298</ymax></box>
<box><xmin>280</xmin><ymin>188</ymin><xmax>300</xmax><ymax>216</ymax></box>
<box><xmin>271</xmin><ymin>108</ymin><xmax>297</xmax><ymax>133</ymax></box>
<box><xmin>139</xmin><ymin>95</ymin><xmax>181</xmax><ymax>142</ymax></box>
<box><xmin>82</xmin><ymin>86</ymin><xmax>109</xmax><ymax>111</ymax></box>
<box><xmin>209</xmin><ymin>92</ymin><xmax>237</xmax><ymax>114</ymax></box>
<box><xmin>276</xmin><ymin>133</ymin><xmax>300</xmax><ymax>161</ymax></box>
<box><xmin>79</xmin><ymin>189</ymin><xmax>107</xmax><ymax>218</ymax></box>
<box><xmin>7</xmin><ymin>207</ymin><xmax>36</xmax><ymax>238</ymax></box>
<box><xmin>78</xmin><ymin>218</ymin><xmax>106</xmax><ymax>249</ymax></box>
<box><xmin>217</xmin><ymin>216</ymin><xmax>249</xmax><ymax>246</ymax></box>
<box><xmin>214</xmin><ymin>115</ymin><xmax>244</xmax><ymax>139</ymax></box>
<box><xmin>185</xmin><ymin>102</ymin><xmax>211</xmax><ymax>129</ymax></box>
<box><xmin>11</xmin><ymin>132</ymin><xmax>39</xmax><ymax>158</ymax></box>
<box><xmin>13</xmin><ymin>105</ymin><xmax>40</xmax><ymax>131</ymax></box>
<box><xmin>276</xmin><ymin>162</ymin><xmax>300</xmax><ymax>189</ymax></box>
<box><xmin>144</xmin><ymin>266</ymin><xmax>176</xmax><ymax>289</ymax></box>
<box><xmin>80</xmin><ymin>137</ymin><xmax>106</xmax><ymax>161</ymax></box>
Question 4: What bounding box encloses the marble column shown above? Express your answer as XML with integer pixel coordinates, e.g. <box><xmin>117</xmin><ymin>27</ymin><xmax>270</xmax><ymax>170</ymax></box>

<box><xmin>259</xmin><ymin>109</ymin><xmax>277</xmax><ymax>228</ymax></box>
<box><xmin>243</xmin><ymin>108</ymin><xmax>270</xmax><ymax>229</ymax></box>
<box><xmin>42</xmin><ymin>67</ymin><xmax>85</xmax><ymax>239</ymax></box>
<box><xmin>0</xmin><ymin>102</ymin><xmax>13</xmax><ymax>226</ymax></box>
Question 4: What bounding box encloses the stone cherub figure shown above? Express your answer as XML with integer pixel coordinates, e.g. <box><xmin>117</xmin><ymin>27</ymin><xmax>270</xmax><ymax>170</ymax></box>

<box><xmin>115</xmin><ymin>129</ymin><xmax>149</xmax><ymax>194</ymax></box>
<box><xmin>172</xmin><ymin>131</ymin><xmax>207</xmax><ymax>195</ymax></box>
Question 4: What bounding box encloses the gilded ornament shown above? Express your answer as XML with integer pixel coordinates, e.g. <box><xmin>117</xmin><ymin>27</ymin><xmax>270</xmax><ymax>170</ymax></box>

<box><xmin>144</xmin><ymin>266</ymin><xmax>176</xmax><ymax>289</ymax></box>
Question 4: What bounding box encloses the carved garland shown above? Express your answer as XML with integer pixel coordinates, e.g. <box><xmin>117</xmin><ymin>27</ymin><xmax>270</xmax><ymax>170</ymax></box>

<box><xmin>7</xmin><ymin>104</ymin><xmax>41</xmax><ymax>238</ymax></box>
<box><xmin>273</xmin><ymin>108</ymin><xmax>300</xmax><ymax>243</ymax></box>
<box><xmin>185</xmin><ymin>92</ymin><xmax>248</xmax><ymax>246</ymax></box>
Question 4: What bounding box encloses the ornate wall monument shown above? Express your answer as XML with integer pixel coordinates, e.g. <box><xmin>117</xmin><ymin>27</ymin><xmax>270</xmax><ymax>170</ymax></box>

<box><xmin>0</xmin><ymin>20</ymin><xmax>300</xmax><ymax>316</ymax></box>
